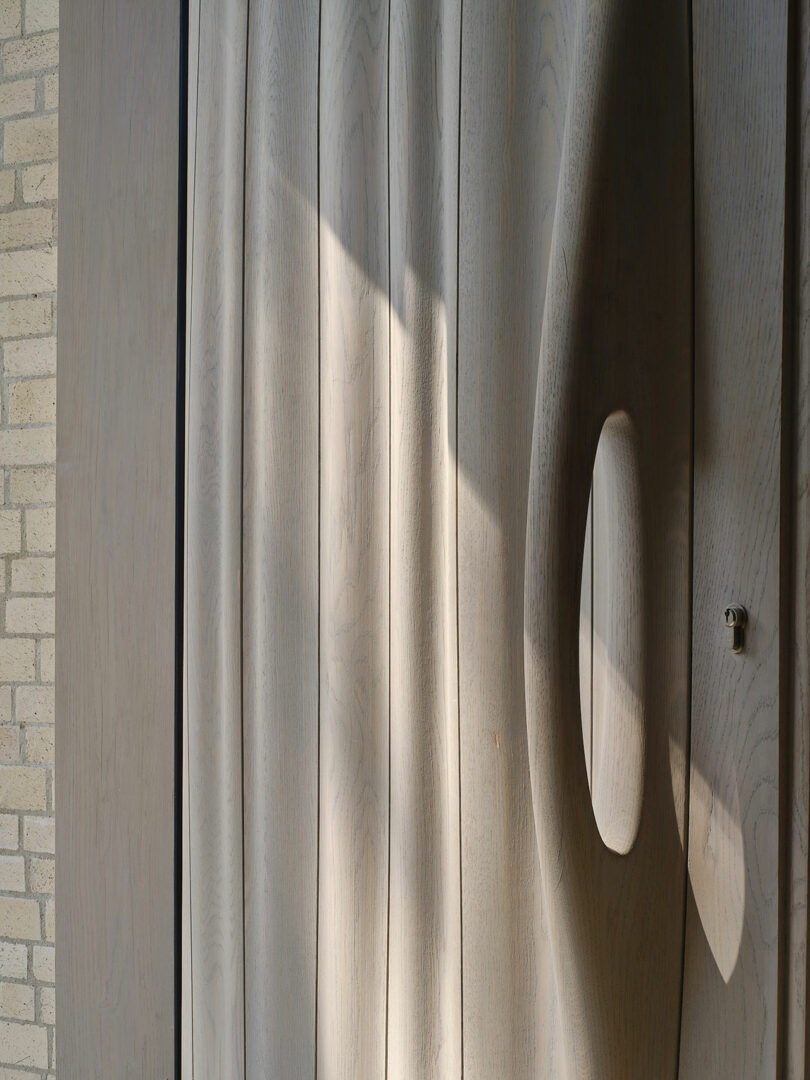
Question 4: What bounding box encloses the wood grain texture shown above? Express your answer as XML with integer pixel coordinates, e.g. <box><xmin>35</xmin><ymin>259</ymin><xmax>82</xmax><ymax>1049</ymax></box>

<box><xmin>679</xmin><ymin>1</ymin><xmax>787</xmax><ymax>1075</ymax></box>
<box><xmin>456</xmin><ymin>2</ymin><xmax>574</xmax><ymax>1076</ymax></box>
<box><xmin>317</xmin><ymin>0</ymin><xmax>390</xmax><ymax>1075</ymax></box>
<box><xmin>241</xmin><ymin>1</ymin><xmax>320</xmax><ymax>1076</ymax></box>
<box><xmin>386</xmin><ymin>0</ymin><xmax>462</xmax><ymax>1076</ymax></box>
<box><xmin>185</xmin><ymin>0</ymin><xmax>248</xmax><ymax>1075</ymax></box>
<box><xmin>523</xmin><ymin>0</ymin><xmax>692</xmax><ymax>1075</ymax></box>
<box><xmin>785</xmin><ymin>0</ymin><xmax>810</xmax><ymax>1071</ymax></box>
<box><xmin>56</xmin><ymin>0</ymin><xmax>180</xmax><ymax>1074</ymax></box>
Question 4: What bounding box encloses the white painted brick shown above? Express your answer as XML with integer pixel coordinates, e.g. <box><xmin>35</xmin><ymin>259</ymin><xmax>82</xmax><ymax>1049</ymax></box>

<box><xmin>5</xmin><ymin>597</ymin><xmax>54</xmax><ymax>634</ymax></box>
<box><xmin>23</xmin><ymin>506</ymin><xmax>53</xmax><ymax>550</ymax></box>
<box><xmin>42</xmin><ymin>71</ymin><xmax>57</xmax><ymax>110</ymax></box>
<box><xmin>38</xmin><ymin>984</ymin><xmax>53</xmax><ymax>1024</ymax></box>
<box><xmin>0</xmin><ymin>208</ymin><xmax>51</xmax><ymax>251</ymax></box>
<box><xmin>0</xmin><ymin>172</ymin><xmax>13</xmax><ymax>207</ymax></box>
<box><xmin>0</xmin><ymin>1018</ymin><xmax>48</xmax><ymax>1068</ymax></box>
<box><xmin>0</xmin><ymin>298</ymin><xmax>50</xmax><ymax>338</ymax></box>
<box><xmin>27</xmin><ymin>856</ymin><xmax>51</xmax><ymax>894</ymax></box>
<box><xmin>22</xmin><ymin>727</ymin><xmax>51</xmax><ymax>764</ymax></box>
<box><xmin>0</xmin><ymin>766</ymin><xmax>43</xmax><ymax>810</ymax></box>
<box><xmin>0</xmin><ymin>249</ymin><xmax>56</xmax><ymax>297</ymax></box>
<box><xmin>0</xmin><ymin>895</ymin><xmax>40</xmax><ymax>938</ymax></box>
<box><xmin>15</xmin><ymin>687</ymin><xmax>52</xmax><ymax>728</ymax></box>
<box><xmin>0</xmin><ymin>981</ymin><xmax>33</xmax><ymax>1021</ymax></box>
<box><xmin>0</xmin><ymin>429</ymin><xmax>54</xmax><ymax>468</ymax></box>
<box><xmin>0</xmin><ymin>78</ymin><xmax>34</xmax><ymax>119</ymax></box>
<box><xmin>7</xmin><ymin>376</ymin><xmax>55</xmax><ymax>424</ymax></box>
<box><xmin>21</xmin><ymin>815</ymin><xmax>51</xmax><ymax>853</ymax></box>
<box><xmin>20</xmin><ymin>162</ymin><xmax>56</xmax><ymax>204</ymax></box>
<box><xmin>42</xmin><ymin>898</ymin><xmax>51</xmax><ymax>942</ymax></box>
<box><xmin>37</xmin><ymin>639</ymin><xmax>52</xmax><ymax>683</ymax></box>
<box><xmin>0</xmin><ymin>815</ymin><xmax>16</xmax><ymax>850</ymax></box>
<box><xmin>9</xmin><ymin>466</ymin><xmax>54</xmax><ymax>505</ymax></box>
<box><xmin>0</xmin><ymin>855</ymin><xmax>23</xmax><ymax>891</ymax></box>
<box><xmin>0</xmin><ymin>0</ymin><xmax>20</xmax><ymax>39</ymax></box>
<box><xmin>11</xmin><ymin>557</ymin><xmax>53</xmax><ymax>594</ymax></box>
<box><xmin>4</xmin><ymin>337</ymin><xmax>55</xmax><ymax>377</ymax></box>
<box><xmin>31</xmin><ymin>944</ymin><xmax>51</xmax><ymax>982</ymax></box>
<box><xmin>0</xmin><ymin>640</ymin><xmax>35</xmax><ymax>682</ymax></box>
<box><xmin>0</xmin><ymin>511</ymin><xmax>20</xmax><ymax>555</ymax></box>
<box><xmin>0</xmin><ymin>691</ymin><xmax>11</xmax><ymax>725</ymax></box>
<box><xmin>2</xmin><ymin>31</ymin><xmax>57</xmax><ymax>75</ymax></box>
<box><xmin>0</xmin><ymin>943</ymin><xmax>25</xmax><ymax>979</ymax></box>
<box><xmin>2</xmin><ymin>112</ymin><xmax>57</xmax><ymax>163</ymax></box>
<box><xmin>24</xmin><ymin>0</ymin><xmax>57</xmax><ymax>33</ymax></box>
<box><xmin>0</xmin><ymin>729</ymin><xmax>17</xmax><ymax>763</ymax></box>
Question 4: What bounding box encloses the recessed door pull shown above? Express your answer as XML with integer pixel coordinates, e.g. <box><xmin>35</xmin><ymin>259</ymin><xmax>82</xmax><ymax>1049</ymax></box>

<box><xmin>724</xmin><ymin>604</ymin><xmax>747</xmax><ymax>653</ymax></box>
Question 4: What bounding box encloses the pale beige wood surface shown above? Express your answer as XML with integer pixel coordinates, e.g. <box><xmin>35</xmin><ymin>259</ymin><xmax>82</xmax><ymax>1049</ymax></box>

<box><xmin>185</xmin><ymin>1</ymin><xmax>248</xmax><ymax>1075</ymax></box>
<box><xmin>317</xmin><ymin>1</ymin><xmax>390</xmax><ymax>1076</ymax></box>
<box><xmin>387</xmin><ymin>0</ymin><xmax>462</xmax><ymax>1076</ymax></box>
<box><xmin>678</xmin><ymin>1</ymin><xmax>787</xmax><ymax>1075</ymax></box>
<box><xmin>456</xmin><ymin>2</ymin><xmax>575</xmax><ymax>1076</ymax></box>
<box><xmin>241</xmin><ymin>1</ymin><xmax>320</xmax><ymax>1077</ymax></box>
<box><xmin>523</xmin><ymin>1</ymin><xmax>692</xmax><ymax>1076</ymax></box>
<box><xmin>56</xmin><ymin>0</ymin><xmax>180</xmax><ymax>1074</ymax></box>
<box><xmin>590</xmin><ymin>418</ymin><xmax>645</xmax><ymax>857</ymax></box>
<box><xmin>580</xmin><ymin>492</ymin><xmax>593</xmax><ymax>790</ymax></box>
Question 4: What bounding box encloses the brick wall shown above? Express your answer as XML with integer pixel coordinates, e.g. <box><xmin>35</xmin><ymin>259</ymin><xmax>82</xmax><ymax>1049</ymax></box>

<box><xmin>0</xmin><ymin>0</ymin><xmax>57</xmax><ymax>1075</ymax></box>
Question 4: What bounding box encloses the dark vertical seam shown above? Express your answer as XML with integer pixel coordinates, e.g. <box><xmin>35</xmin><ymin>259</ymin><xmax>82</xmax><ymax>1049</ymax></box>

<box><xmin>674</xmin><ymin>0</ymin><xmax>696</xmax><ymax>1073</ymax></box>
<box><xmin>240</xmin><ymin>3</ymin><xmax>250</xmax><ymax>1077</ymax></box>
<box><xmin>175</xmin><ymin>0</ymin><xmax>190</xmax><ymax>1075</ymax></box>
<box><xmin>314</xmin><ymin>0</ymin><xmax>323</xmax><ymax>1074</ymax></box>
<box><xmin>777</xmin><ymin>0</ymin><xmax>798</xmax><ymax>1074</ymax></box>
<box><xmin>384</xmin><ymin>0</ymin><xmax>393</xmax><ymax>1074</ymax></box>
<box><xmin>454</xmin><ymin>0</ymin><xmax>465</xmax><ymax>1073</ymax></box>
<box><xmin>185</xmin><ymin>4</ymin><xmax>203</xmax><ymax>1076</ymax></box>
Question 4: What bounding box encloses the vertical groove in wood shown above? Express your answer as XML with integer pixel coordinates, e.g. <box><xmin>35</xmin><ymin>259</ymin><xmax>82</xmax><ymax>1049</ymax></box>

<box><xmin>679</xmin><ymin>1</ymin><xmax>787</xmax><ymax>1074</ymax></box>
<box><xmin>784</xmin><ymin>0</ymin><xmax>810</xmax><ymax>1071</ymax></box>
<box><xmin>57</xmin><ymin>0</ymin><xmax>180</xmax><ymax>1073</ymax></box>
<box><xmin>185</xmin><ymin>0</ymin><xmax>248</xmax><ymax>1075</ymax></box>
<box><xmin>241</xmin><ymin>1</ymin><xmax>321</xmax><ymax>1077</ymax></box>
<box><xmin>456</xmin><ymin>3</ymin><xmax>574</xmax><ymax>1076</ymax></box>
<box><xmin>386</xmin><ymin>0</ymin><xmax>462</xmax><ymax>1075</ymax></box>
<box><xmin>317</xmin><ymin>0</ymin><xmax>390</xmax><ymax>1075</ymax></box>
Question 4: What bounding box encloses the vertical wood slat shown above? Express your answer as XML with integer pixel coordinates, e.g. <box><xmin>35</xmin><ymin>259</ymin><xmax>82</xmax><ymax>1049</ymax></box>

<box><xmin>679</xmin><ymin>0</ymin><xmax>788</xmax><ymax>1075</ymax></box>
<box><xmin>386</xmin><ymin>0</ymin><xmax>462</xmax><ymax>1076</ymax></box>
<box><xmin>317</xmin><ymin>0</ymin><xmax>390</xmax><ymax>1076</ymax></box>
<box><xmin>785</xmin><ymin>0</ymin><xmax>810</xmax><ymax>1070</ymax></box>
<box><xmin>185</xmin><ymin>0</ymin><xmax>248</xmax><ymax>1076</ymax></box>
<box><xmin>456</xmin><ymin>3</ymin><xmax>574</xmax><ymax>1076</ymax></box>
<box><xmin>56</xmin><ymin>1</ymin><xmax>180</xmax><ymax>1075</ymax></box>
<box><xmin>242</xmin><ymin>1</ymin><xmax>321</xmax><ymax>1077</ymax></box>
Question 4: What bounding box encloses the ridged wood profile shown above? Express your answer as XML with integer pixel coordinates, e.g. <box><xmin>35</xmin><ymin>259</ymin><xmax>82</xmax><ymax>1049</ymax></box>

<box><xmin>184</xmin><ymin>0</ymin><xmax>698</xmax><ymax>1077</ymax></box>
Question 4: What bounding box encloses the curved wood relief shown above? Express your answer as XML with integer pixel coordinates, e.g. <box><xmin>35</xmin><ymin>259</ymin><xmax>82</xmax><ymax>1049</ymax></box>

<box><xmin>523</xmin><ymin>0</ymin><xmax>692</xmax><ymax>1076</ymax></box>
<box><xmin>591</xmin><ymin>414</ymin><xmax>644</xmax><ymax>857</ymax></box>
